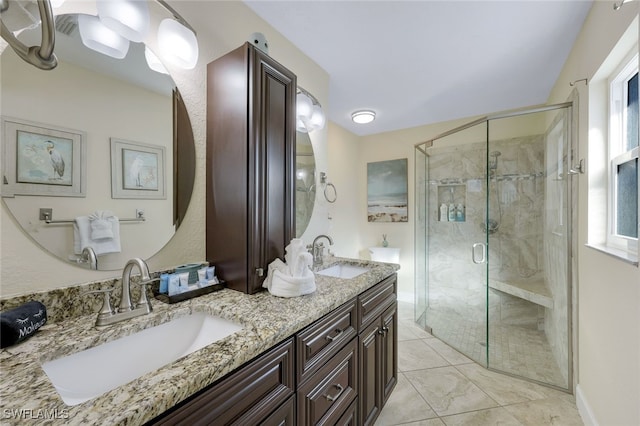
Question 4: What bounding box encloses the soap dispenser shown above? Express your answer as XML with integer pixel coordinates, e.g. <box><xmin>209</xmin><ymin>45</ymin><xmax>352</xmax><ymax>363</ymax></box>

<box><xmin>440</xmin><ymin>204</ymin><xmax>448</xmax><ymax>222</ymax></box>
<box><xmin>448</xmin><ymin>203</ymin><xmax>456</xmax><ymax>222</ymax></box>
<box><xmin>456</xmin><ymin>204</ymin><xmax>465</xmax><ymax>222</ymax></box>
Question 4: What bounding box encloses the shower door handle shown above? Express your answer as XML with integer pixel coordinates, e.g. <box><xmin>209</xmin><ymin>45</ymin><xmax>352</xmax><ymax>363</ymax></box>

<box><xmin>472</xmin><ymin>243</ymin><xmax>486</xmax><ymax>264</ymax></box>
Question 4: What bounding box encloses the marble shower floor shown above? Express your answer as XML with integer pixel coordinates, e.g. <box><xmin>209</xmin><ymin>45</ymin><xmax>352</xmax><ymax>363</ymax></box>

<box><xmin>375</xmin><ymin>301</ymin><xmax>583</xmax><ymax>426</ymax></box>
<box><xmin>424</xmin><ymin>305</ymin><xmax>567</xmax><ymax>388</ymax></box>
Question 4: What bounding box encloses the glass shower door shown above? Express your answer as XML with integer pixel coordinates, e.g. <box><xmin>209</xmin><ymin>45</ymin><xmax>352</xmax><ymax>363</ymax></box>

<box><xmin>486</xmin><ymin>107</ymin><xmax>572</xmax><ymax>390</ymax></box>
<box><xmin>419</xmin><ymin>120</ymin><xmax>490</xmax><ymax>366</ymax></box>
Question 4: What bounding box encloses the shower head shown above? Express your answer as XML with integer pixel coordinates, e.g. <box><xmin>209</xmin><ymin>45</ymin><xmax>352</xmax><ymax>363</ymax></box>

<box><xmin>489</xmin><ymin>151</ymin><xmax>501</xmax><ymax>158</ymax></box>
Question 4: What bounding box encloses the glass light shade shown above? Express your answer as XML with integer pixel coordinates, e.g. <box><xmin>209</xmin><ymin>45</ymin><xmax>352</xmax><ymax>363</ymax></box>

<box><xmin>157</xmin><ymin>18</ymin><xmax>199</xmax><ymax>70</ymax></box>
<box><xmin>296</xmin><ymin>93</ymin><xmax>313</xmax><ymax>122</ymax></box>
<box><xmin>97</xmin><ymin>0</ymin><xmax>150</xmax><ymax>42</ymax></box>
<box><xmin>78</xmin><ymin>14</ymin><xmax>130</xmax><ymax>59</ymax></box>
<box><xmin>145</xmin><ymin>46</ymin><xmax>169</xmax><ymax>74</ymax></box>
<box><xmin>308</xmin><ymin>104</ymin><xmax>326</xmax><ymax>130</ymax></box>
<box><xmin>352</xmin><ymin>110</ymin><xmax>376</xmax><ymax>124</ymax></box>
<box><xmin>296</xmin><ymin>118</ymin><xmax>309</xmax><ymax>133</ymax></box>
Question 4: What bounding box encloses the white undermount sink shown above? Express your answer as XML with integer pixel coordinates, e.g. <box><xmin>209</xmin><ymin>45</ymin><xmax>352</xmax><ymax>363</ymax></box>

<box><xmin>317</xmin><ymin>263</ymin><xmax>370</xmax><ymax>279</ymax></box>
<box><xmin>41</xmin><ymin>312</ymin><xmax>242</xmax><ymax>406</ymax></box>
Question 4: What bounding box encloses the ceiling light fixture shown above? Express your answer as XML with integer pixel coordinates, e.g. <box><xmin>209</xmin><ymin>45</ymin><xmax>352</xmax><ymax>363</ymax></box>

<box><xmin>351</xmin><ymin>110</ymin><xmax>376</xmax><ymax>124</ymax></box>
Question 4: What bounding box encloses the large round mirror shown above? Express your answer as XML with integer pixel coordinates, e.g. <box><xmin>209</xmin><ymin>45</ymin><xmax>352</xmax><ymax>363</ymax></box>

<box><xmin>0</xmin><ymin>3</ymin><xmax>195</xmax><ymax>271</ymax></box>
<box><xmin>295</xmin><ymin>131</ymin><xmax>316</xmax><ymax>237</ymax></box>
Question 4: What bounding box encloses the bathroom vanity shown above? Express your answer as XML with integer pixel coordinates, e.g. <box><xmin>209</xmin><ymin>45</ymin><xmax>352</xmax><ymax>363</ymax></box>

<box><xmin>0</xmin><ymin>258</ymin><xmax>398</xmax><ymax>425</ymax></box>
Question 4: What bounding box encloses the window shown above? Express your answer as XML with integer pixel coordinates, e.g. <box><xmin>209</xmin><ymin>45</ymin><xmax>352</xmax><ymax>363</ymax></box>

<box><xmin>609</xmin><ymin>52</ymin><xmax>639</xmax><ymax>254</ymax></box>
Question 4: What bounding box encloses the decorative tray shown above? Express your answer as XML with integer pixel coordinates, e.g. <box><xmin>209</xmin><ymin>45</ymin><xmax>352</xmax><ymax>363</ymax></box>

<box><xmin>153</xmin><ymin>280</ymin><xmax>225</xmax><ymax>304</ymax></box>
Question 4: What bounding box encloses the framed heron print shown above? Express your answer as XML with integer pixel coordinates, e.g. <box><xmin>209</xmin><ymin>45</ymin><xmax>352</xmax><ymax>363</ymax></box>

<box><xmin>110</xmin><ymin>138</ymin><xmax>166</xmax><ymax>199</ymax></box>
<box><xmin>1</xmin><ymin>116</ymin><xmax>86</xmax><ymax>197</ymax></box>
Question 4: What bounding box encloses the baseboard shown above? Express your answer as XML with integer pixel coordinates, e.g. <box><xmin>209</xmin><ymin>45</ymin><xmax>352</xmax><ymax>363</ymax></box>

<box><xmin>576</xmin><ymin>384</ymin><xmax>599</xmax><ymax>426</ymax></box>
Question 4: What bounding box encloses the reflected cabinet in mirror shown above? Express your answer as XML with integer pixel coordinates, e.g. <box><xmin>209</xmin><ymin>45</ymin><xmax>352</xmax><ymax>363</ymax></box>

<box><xmin>295</xmin><ymin>131</ymin><xmax>316</xmax><ymax>238</ymax></box>
<box><xmin>0</xmin><ymin>4</ymin><xmax>195</xmax><ymax>271</ymax></box>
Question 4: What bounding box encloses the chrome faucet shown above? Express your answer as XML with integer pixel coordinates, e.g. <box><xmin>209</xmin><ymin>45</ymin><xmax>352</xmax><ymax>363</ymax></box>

<box><xmin>85</xmin><ymin>258</ymin><xmax>156</xmax><ymax>327</ymax></box>
<box><xmin>309</xmin><ymin>235</ymin><xmax>333</xmax><ymax>267</ymax></box>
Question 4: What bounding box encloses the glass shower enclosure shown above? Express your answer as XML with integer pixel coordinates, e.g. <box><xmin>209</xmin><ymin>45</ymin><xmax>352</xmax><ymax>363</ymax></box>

<box><xmin>415</xmin><ymin>103</ymin><xmax>575</xmax><ymax>390</ymax></box>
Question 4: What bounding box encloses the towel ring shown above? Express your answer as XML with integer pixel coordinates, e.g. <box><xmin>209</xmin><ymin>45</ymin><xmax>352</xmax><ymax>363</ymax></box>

<box><xmin>0</xmin><ymin>0</ymin><xmax>58</xmax><ymax>70</ymax></box>
<box><xmin>324</xmin><ymin>183</ymin><xmax>337</xmax><ymax>203</ymax></box>
<box><xmin>319</xmin><ymin>172</ymin><xmax>337</xmax><ymax>203</ymax></box>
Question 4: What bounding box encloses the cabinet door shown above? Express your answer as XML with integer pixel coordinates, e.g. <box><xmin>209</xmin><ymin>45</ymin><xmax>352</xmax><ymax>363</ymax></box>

<box><xmin>359</xmin><ymin>320</ymin><xmax>381</xmax><ymax>426</ymax></box>
<box><xmin>248</xmin><ymin>47</ymin><xmax>296</xmax><ymax>294</ymax></box>
<box><xmin>381</xmin><ymin>303</ymin><xmax>398</xmax><ymax>404</ymax></box>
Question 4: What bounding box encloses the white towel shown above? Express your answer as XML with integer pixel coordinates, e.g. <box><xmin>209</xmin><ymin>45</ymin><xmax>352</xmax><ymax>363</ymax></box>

<box><xmin>265</xmin><ymin>269</ymin><xmax>316</xmax><ymax>298</ymax></box>
<box><xmin>89</xmin><ymin>211</ymin><xmax>115</xmax><ymax>240</ymax></box>
<box><xmin>74</xmin><ymin>214</ymin><xmax>121</xmax><ymax>256</ymax></box>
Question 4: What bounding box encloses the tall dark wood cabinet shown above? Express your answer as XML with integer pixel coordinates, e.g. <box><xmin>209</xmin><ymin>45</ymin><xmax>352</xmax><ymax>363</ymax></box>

<box><xmin>206</xmin><ymin>42</ymin><xmax>296</xmax><ymax>294</ymax></box>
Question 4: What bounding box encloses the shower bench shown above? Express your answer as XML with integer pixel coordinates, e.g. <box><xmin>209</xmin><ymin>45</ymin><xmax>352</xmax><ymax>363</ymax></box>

<box><xmin>489</xmin><ymin>278</ymin><xmax>553</xmax><ymax>309</ymax></box>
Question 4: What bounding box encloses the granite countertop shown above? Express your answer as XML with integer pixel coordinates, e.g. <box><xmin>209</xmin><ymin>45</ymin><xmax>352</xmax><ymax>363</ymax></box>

<box><xmin>0</xmin><ymin>257</ymin><xmax>398</xmax><ymax>425</ymax></box>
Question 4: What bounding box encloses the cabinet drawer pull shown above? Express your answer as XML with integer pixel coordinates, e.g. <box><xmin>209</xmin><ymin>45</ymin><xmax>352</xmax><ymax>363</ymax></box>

<box><xmin>255</xmin><ymin>268</ymin><xmax>264</xmax><ymax>277</ymax></box>
<box><xmin>325</xmin><ymin>384</ymin><xmax>344</xmax><ymax>402</ymax></box>
<box><xmin>325</xmin><ymin>329</ymin><xmax>343</xmax><ymax>342</ymax></box>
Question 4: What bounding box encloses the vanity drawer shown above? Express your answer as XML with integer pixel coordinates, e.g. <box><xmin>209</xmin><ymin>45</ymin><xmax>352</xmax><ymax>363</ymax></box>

<box><xmin>358</xmin><ymin>274</ymin><xmax>397</xmax><ymax>329</ymax></box>
<box><xmin>297</xmin><ymin>338</ymin><xmax>358</xmax><ymax>425</ymax></box>
<box><xmin>296</xmin><ymin>298</ymin><xmax>357</xmax><ymax>384</ymax></box>
<box><xmin>149</xmin><ymin>338</ymin><xmax>294</xmax><ymax>426</ymax></box>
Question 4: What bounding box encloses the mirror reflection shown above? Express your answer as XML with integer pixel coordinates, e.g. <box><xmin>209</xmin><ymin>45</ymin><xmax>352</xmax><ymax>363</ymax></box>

<box><xmin>295</xmin><ymin>131</ymin><xmax>316</xmax><ymax>238</ymax></box>
<box><xmin>1</xmin><ymin>7</ymin><xmax>195</xmax><ymax>271</ymax></box>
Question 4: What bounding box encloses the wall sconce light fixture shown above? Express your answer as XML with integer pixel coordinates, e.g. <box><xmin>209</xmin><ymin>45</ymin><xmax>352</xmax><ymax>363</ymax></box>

<box><xmin>296</xmin><ymin>87</ymin><xmax>326</xmax><ymax>133</ymax></box>
<box><xmin>96</xmin><ymin>0</ymin><xmax>150</xmax><ymax>43</ymax></box>
<box><xmin>78</xmin><ymin>0</ymin><xmax>198</xmax><ymax>69</ymax></box>
<box><xmin>78</xmin><ymin>13</ymin><xmax>130</xmax><ymax>59</ymax></box>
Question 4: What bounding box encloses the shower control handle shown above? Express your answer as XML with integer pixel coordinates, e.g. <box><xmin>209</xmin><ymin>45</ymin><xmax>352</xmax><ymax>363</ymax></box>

<box><xmin>472</xmin><ymin>243</ymin><xmax>486</xmax><ymax>264</ymax></box>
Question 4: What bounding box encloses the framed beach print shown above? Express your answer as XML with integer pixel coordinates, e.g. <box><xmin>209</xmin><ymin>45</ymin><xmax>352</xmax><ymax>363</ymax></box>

<box><xmin>110</xmin><ymin>138</ymin><xmax>166</xmax><ymax>199</ymax></box>
<box><xmin>367</xmin><ymin>158</ymin><xmax>408</xmax><ymax>222</ymax></box>
<box><xmin>1</xmin><ymin>116</ymin><xmax>86</xmax><ymax>197</ymax></box>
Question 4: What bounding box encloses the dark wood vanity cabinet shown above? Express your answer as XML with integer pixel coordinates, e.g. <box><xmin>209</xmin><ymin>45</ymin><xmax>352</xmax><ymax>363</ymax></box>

<box><xmin>358</xmin><ymin>276</ymin><xmax>398</xmax><ymax>426</ymax></box>
<box><xmin>206</xmin><ymin>42</ymin><xmax>296</xmax><ymax>294</ymax></box>
<box><xmin>147</xmin><ymin>274</ymin><xmax>397</xmax><ymax>426</ymax></box>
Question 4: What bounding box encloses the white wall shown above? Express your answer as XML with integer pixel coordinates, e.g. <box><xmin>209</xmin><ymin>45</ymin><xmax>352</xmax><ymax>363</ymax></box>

<box><xmin>546</xmin><ymin>2</ymin><xmax>640</xmax><ymax>425</ymax></box>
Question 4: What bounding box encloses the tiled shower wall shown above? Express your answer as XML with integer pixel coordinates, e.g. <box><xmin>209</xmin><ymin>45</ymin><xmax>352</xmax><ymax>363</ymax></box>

<box><xmin>426</xmin><ymin>135</ymin><xmax>546</xmax><ymax>327</ymax></box>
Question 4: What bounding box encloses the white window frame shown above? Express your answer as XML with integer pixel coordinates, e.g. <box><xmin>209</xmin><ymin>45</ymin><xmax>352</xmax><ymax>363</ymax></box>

<box><xmin>608</xmin><ymin>50</ymin><xmax>639</xmax><ymax>255</ymax></box>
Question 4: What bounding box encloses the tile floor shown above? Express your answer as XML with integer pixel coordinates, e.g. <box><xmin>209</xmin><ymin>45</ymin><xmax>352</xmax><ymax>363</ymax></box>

<box><xmin>375</xmin><ymin>301</ymin><xmax>584</xmax><ymax>426</ymax></box>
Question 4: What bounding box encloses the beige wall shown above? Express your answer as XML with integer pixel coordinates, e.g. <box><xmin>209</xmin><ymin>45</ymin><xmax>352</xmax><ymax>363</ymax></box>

<box><xmin>0</xmin><ymin>1</ymin><xmax>329</xmax><ymax>297</ymax></box>
<box><xmin>546</xmin><ymin>2</ymin><xmax>640</xmax><ymax>425</ymax></box>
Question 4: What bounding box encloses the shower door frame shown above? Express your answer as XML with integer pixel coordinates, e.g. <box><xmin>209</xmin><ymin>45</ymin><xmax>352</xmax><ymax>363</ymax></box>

<box><xmin>414</xmin><ymin>101</ymin><xmax>576</xmax><ymax>392</ymax></box>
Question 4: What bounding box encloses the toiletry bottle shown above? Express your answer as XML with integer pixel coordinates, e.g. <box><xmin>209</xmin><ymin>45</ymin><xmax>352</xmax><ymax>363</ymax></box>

<box><xmin>448</xmin><ymin>203</ymin><xmax>456</xmax><ymax>222</ymax></box>
<box><xmin>456</xmin><ymin>204</ymin><xmax>465</xmax><ymax>222</ymax></box>
<box><xmin>440</xmin><ymin>204</ymin><xmax>448</xmax><ymax>222</ymax></box>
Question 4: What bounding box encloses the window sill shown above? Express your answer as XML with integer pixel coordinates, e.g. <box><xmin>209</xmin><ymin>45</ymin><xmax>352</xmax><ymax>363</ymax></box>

<box><xmin>585</xmin><ymin>243</ymin><xmax>638</xmax><ymax>266</ymax></box>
